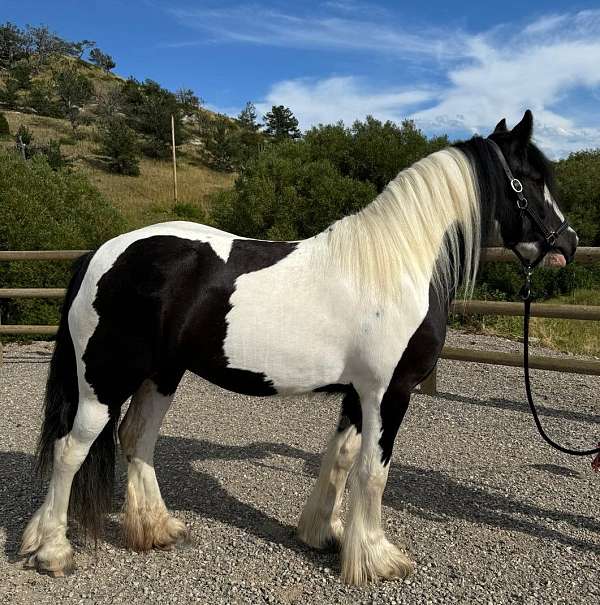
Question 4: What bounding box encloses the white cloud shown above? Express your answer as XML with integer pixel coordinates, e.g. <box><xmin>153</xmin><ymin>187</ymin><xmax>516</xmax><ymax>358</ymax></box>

<box><xmin>166</xmin><ymin>5</ymin><xmax>600</xmax><ymax>156</ymax></box>
<box><xmin>411</xmin><ymin>12</ymin><xmax>600</xmax><ymax>156</ymax></box>
<box><xmin>255</xmin><ymin>77</ymin><xmax>435</xmax><ymax>128</ymax></box>
<box><xmin>248</xmin><ymin>10</ymin><xmax>600</xmax><ymax>157</ymax></box>
<box><xmin>166</xmin><ymin>5</ymin><xmax>467</xmax><ymax>60</ymax></box>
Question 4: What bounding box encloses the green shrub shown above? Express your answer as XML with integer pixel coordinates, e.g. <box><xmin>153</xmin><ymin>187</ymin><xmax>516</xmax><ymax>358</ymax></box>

<box><xmin>173</xmin><ymin>202</ymin><xmax>206</xmax><ymax>222</ymax></box>
<box><xmin>35</xmin><ymin>139</ymin><xmax>67</xmax><ymax>170</ymax></box>
<box><xmin>0</xmin><ymin>112</ymin><xmax>9</xmax><ymax>138</ymax></box>
<box><xmin>198</xmin><ymin>114</ymin><xmax>264</xmax><ymax>172</ymax></box>
<box><xmin>10</xmin><ymin>58</ymin><xmax>32</xmax><ymax>89</ymax></box>
<box><xmin>209</xmin><ymin>141</ymin><xmax>377</xmax><ymax>240</ymax></box>
<box><xmin>304</xmin><ymin>117</ymin><xmax>449</xmax><ymax>192</ymax></box>
<box><xmin>0</xmin><ymin>78</ymin><xmax>19</xmax><ymax>106</ymax></box>
<box><xmin>15</xmin><ymin>123</ymin><xmax>33</xmax><ymax>146</ymax></box>
<box><xmin>555</xmin><ymin>150</ymin><xmax>600</xmax><ymax>245</ymax></box>
<box><xmin>0</xmin><ymin>151</ymin><xmax>125</xmax><ymax>330</ymax></box>
<box><xmin>97</xmin><ymin>116</ymin><xmax>140</xmax><ymax>176</ymax></box>
<box><xmin>14</xmin><ymin>124</ymin><xmax>34</xmax><ymax>158</ymax></box>
<box><xmin>28</xmin><ymin>81</ymin><xmax>62</xmax><ymax>117</ymax></box>
<box><xmin>121</xmin><ymin>78</ymin><xmax>185</xmax><ymax>159</ymax></box>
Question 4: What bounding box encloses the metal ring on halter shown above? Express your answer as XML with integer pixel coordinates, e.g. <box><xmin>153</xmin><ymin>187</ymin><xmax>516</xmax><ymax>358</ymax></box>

<box><xmin>547</xmin><ymin>232</ymin><xmax>557</xmax><ymax>246</ymax></box>
<box><xmin>517</xmin><ymin>197</ymin><xmax>528</xmax><ymax>210</ymax></box>
<box><xmin>511</xmin><ymin>178</ymin><xmax>523</xmax><ymax>193</ymax></box>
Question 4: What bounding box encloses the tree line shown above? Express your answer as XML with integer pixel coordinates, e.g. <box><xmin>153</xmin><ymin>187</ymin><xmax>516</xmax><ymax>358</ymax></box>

<box><xmin>1</xmin><ymin>20</ymin><xmax>598</xmax><ymax>306</ymax></box>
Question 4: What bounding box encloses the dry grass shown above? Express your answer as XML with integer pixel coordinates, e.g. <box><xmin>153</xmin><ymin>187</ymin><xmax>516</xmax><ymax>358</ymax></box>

<box><xmin>1</xmin><ymin>110</ymin><xmax>234</xmax><ymax>227</ymax></box>
<box><xmin>475</xmin><ymin>289</ymin><xmax>600</xmax><ymax>357</ymax></box>
<box><xmin>86</xmin><ymin>155</ymin><xmax>234</xmax><ymax>226</ymax></box>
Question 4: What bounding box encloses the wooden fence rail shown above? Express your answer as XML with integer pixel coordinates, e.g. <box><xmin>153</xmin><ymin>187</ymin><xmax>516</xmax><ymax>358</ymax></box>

<box><xmin>1</xmin><ymin>248</ymin><xmax>599</xmax><ymax>390</ymax></box>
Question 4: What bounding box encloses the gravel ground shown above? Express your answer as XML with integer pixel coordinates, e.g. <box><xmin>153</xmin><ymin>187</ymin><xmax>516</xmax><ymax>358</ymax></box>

<box><xmin>0</xmin><ymin>330</ymin><xmax>598</xmax><ymax>604</ymax></box>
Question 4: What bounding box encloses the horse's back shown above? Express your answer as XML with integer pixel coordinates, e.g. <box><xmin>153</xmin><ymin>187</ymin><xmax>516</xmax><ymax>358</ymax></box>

<box><xmin>68</xmin><ymin>222</ymin><xmax>340</xmax><ymax>400</ymax></box>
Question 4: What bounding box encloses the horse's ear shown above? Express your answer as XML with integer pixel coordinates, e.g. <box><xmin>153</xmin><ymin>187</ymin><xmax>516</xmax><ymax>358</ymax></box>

<box><xmin>511</xmin><ymin>109</ymin><xmax>533</xmax><ymax>145</ymax></box>
<box><xmin>493</xmin><ymin>118</ymin><xmax>508</xmax><ymax>133</ymax></box>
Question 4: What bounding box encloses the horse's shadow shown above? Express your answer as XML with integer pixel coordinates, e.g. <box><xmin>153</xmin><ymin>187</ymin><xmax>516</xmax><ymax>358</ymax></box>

<box><xmin>2</xmin><ymin>434</ymin><xmax>598</xmax><ymax>565</ymax></box>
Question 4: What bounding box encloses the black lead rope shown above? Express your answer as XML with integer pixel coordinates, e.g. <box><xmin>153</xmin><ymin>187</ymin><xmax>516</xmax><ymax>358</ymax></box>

<box><xmin>521</xmin><ymin>269</ymin><xmax>600</xmax><ymax>469</ymax></box>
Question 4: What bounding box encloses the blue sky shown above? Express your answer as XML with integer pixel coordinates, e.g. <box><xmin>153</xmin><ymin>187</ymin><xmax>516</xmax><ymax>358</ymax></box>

<box><xmin>4</xmin><ymin>1</ymin><xmax>600</xmax><ymax>156</ymax></box>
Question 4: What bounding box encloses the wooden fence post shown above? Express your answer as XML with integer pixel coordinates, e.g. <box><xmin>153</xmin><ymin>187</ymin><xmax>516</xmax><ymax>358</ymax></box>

<box><xmin>419</xmin><ymin>364</ymin><xmax>438</xmax><ymax>396</ymax></box>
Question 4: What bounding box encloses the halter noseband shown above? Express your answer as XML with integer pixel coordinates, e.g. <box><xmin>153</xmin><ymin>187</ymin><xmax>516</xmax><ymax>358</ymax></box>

<box><xmin>486</xmin><ymin>137</ymin><xmax>570</xmax><ymax>271</ymax></box>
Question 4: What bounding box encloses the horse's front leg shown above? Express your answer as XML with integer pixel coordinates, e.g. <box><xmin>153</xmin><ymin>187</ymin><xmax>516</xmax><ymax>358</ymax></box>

<box><xmin>341</xmin><ymin>385</ymin><xmax>413</xmax><ymax>585</ymax></box>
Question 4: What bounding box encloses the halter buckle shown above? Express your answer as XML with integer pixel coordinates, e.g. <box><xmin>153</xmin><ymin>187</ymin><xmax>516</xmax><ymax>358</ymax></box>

<box><xmin>511</xmin><ymin>178</ymin><xmax>523</xmax><ymax>193</ymax></box>
<box><xmin>517</xmin><ymin>197</ymin><xmax>528</xmax><ymax>210</ymax></box>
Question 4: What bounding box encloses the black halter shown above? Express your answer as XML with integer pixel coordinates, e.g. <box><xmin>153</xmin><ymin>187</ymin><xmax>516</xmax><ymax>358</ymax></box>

<box><xmin>487</xmin><ymin>137</ymin><xmax>570</xmax><ymax>270</ymax></box>
<box><xmin>487</xmin><ymin>138</ymin><xmax>599</xmax><ymax>468</ymax></box>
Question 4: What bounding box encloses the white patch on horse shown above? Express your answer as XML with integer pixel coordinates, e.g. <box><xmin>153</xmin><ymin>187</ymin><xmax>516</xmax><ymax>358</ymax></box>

<box><xmin>515</xmin><ymin>241</ymin><xmax>542</xmax><ymax>263</ymax></box>
<box><xmin>544</xmin><ymin>184</ymin><xmax>565</xmax><ymax>222</ymax></box>
<box><xmin>544</xmin><ymin>184</ymin><xmax>578</xmax><ymax>244</ymax></box>
<box><xmin>223</xmin><ymin>148</ymin><xmax>480</xmax><ymax>395</ymax></box>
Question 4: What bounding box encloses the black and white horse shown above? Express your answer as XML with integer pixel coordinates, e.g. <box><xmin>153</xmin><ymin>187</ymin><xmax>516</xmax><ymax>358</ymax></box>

<box><xmin>20</xmin><ymin>110</ymin><xmax>577</xmax><ymax>584</ymax></box>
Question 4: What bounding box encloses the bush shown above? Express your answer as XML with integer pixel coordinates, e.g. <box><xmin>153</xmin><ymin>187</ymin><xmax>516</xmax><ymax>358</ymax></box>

<box><xmin>555</xmin><ymin>150</ymin><xmax>600</xmax><ymax>245</ymax></box>
<box><xmin>97</xmin><ymin>116</ymin><xmax>140</xmax><ymax>176</ymax></box>
<box><xmin>475</xmin><ymin>261</ymin><xmax>600</xmax><ymax>301</ymax></box>
<box><xmin>0</xmin><ymin>112</ymin><xmax>9</xmax><ymax>138</ymax></box>
<box><xmin>14</xmin><ymin>124</ymin><xmax>34</xmax><ymax>158</ymax></box>
<box><xmin>0</xmin><ymin>77</ymin><xmax>19</xmax><ymax>106</ymax></box>
<box><xmin>208</xmin><ymin>117</ymin><xmax>450</xmax><ymax>239</ymax></box>
<box><xmin>27</xmin><ymin>80</ymin><xmax>61</xmax><ymax>117</ymax></box>
<box><xmin>35</xmin><ymin>139</ymin><xmax>67</xmax><ymax>170</ymax></box>
<box><xmin>0</xmin><ymin>151</ymin><xmax>125</xmax><ymax>329</ymax></box>
<box><xmin>304</xmin><ymin>117</ymin><xmax>449</xmax><ymax>192</ymax></box>
<box><xmin>54</xmin><ymin>66</ymin><xmax>94</xmax><ymax>132</ymax></box>
<box><xmin>10</xmin><ymin>58</ymin><xmax>32</xmax><ymax>89</ymax></box>
<box><xmin>172</xmin><ymin>202</ymin><xmax>206</xmax><ymax>222</ymax></box>
<box><xmin>198</xmin><ymin>114</ymin><xmax>264</xmax><ymax>171</ymax></box>
<box><xmin>209</xmin><ymin>141</ymin><xmax>377</xmax><ymax>240</ymax></box>
<box><xmin>121</xmin><ymin>78</ymin><xmax>185</xmax><ymax>158</ymax></box>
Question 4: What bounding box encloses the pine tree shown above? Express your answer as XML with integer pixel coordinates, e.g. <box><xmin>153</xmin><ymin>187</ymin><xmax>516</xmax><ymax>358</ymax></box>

<box><xmin>262</xmin><ymin>105</ymin><xmax>301</xmax><ymax>140</ymax></box>
<box><xmin>238</xmin><ymin>101</ymin><xmax>259</xmax><ymax>131</ymax></box>
<box><xmin>89</xmin><ymin>47</ymin><xmax>116</xmax><ymax>72</ymax></box>
<box><xmin>0</xmin><ymin>22</ymin><xmax>28</xmax><ymax>68</ymax></box>
<box><xmin>54</xmin><ymin>67</ymin><xmax>94</xmax><ymax>132</ymax></box>
<box><xmin>98</xmin><ymin>116</ymin><xmax>140</xmax><ymax>176</ymax></box>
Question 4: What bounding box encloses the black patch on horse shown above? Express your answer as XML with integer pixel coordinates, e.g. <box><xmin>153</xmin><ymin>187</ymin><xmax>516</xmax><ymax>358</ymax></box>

<box><xmin>83</xmin><ymin>236</ymin><xmax>297</xmax><ymax>407</ymax></box>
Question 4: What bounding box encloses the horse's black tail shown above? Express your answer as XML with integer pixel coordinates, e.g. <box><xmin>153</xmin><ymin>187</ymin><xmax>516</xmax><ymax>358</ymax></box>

<box><xmin>36</xmin><ymin>251</ymin><xmax>116</xmax><ymax>539</ymax></box>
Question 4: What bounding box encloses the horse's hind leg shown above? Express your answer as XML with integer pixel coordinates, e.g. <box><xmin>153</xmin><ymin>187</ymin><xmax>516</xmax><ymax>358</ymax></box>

<box><xmin>298</xmin><ymin>388</ymin><xmax>361</xmax><ymax>550</ymax></box>
<box><xmin>118</xmin><ymin>378</ymin><xmax>188</xmax><ymax>551</ymax></box>
<box><xmin>20</xmin><ymin>394</ymin><xmax>109</xmax><ymax>575</ymax></box>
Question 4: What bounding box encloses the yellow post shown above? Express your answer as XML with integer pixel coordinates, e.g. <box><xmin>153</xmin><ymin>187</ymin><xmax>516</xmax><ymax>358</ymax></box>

<box><xmin>171</xmin><ymin>114</ymin><xmax>178</xmax><ymax>203</ymax></box>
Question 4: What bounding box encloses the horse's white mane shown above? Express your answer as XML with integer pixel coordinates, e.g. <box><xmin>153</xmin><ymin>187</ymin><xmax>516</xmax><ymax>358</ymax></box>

<box><xmin>324</xmin><ymin>147</ymin><xmax>481</xmax><ymax>302</ymax></box>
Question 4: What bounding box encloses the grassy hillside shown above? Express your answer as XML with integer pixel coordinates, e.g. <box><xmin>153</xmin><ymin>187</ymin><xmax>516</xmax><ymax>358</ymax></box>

<box><xmin>0</xmin><ymin>110</ymin><xmax>234</xmax><ymax>227</ymax></box>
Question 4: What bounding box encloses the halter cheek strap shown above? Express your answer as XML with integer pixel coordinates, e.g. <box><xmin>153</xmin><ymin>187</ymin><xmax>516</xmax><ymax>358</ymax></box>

<box><xmin>486</xmin><ymin>138</ymin><xmax>570</xmax><ymax>268</ymax></box>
